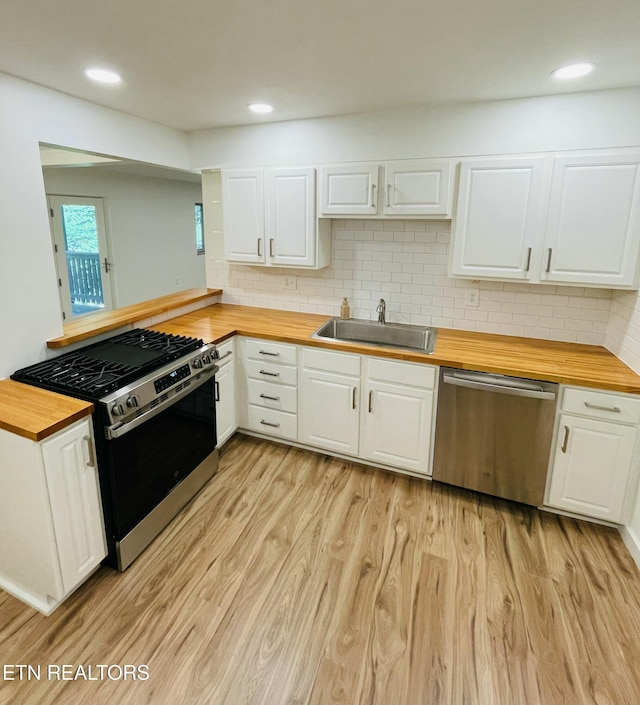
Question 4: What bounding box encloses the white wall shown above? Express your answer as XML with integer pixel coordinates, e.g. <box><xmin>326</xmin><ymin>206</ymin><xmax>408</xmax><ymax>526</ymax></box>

<box><xmin>42</xmin><ymin>167</ymin><xmax>205</xmax><ymax>307</ymax></box>
<box><xmin>0</xmin><ymin>72</ymin><xmax>190</xmax><ymax>378</ymax></box>
<box><xmin>189</xmin><ymin>87</ymin><xmax>640</xmax><ymax>169</ymax></box>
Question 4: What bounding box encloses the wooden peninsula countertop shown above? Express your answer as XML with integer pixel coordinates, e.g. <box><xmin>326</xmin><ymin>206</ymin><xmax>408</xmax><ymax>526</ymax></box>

<box><xmin>149</xmin><ymin>303</ymin><xmax>640</xmax><ymax>394</ymax></box>
<box><xmin>46</xmin><ymin>287</ymin><xmax>222</xmax><ymax>349</ymax></box>
<box><xmin>0</xmin><ymin>379</ymin><xmax>93</xmax><ymax>441</ymax></box>
<box><xmin>4</xmin><ymin>301</ymin><xmax>640</xmax><ymax>441</ymax></box>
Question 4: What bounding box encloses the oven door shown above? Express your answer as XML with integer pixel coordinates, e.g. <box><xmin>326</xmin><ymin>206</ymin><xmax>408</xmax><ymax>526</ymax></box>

<box><xmin>103</xmin><ymin>373</ymin><xmax>217</xmax><ymax>565</ymax></box>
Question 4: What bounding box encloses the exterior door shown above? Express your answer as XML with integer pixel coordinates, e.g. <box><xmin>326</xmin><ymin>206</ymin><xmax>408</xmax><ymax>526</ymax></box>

<box><xmin>48</xmin><ymin>195</ymin><xmax>113</xmax><ymax>320</ymax></box>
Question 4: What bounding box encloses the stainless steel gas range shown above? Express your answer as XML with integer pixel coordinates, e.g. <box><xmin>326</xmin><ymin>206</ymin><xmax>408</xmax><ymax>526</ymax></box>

<box><xmin>13</xmin><ymin>328</ymin><xmax>219</xmax><ymax>570</ymax></box>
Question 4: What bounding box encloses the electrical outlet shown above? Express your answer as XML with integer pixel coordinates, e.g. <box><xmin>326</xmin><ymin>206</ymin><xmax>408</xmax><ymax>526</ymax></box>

<box><xmin>464</xmin><ymin>288</ymin><xmax>480</xmax><ymax>307</ymax></box>
<box><xmin>283</xmin><ymin>275</ymin><xmax>297</xmax><ymax>291</ymax></box>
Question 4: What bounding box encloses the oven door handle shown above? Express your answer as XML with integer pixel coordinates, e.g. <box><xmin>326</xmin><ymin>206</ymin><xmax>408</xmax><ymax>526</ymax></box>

<box><xmin>105</xmin><ymin>366</ymin><xmax>217</xmax><ymax>440</ymax></box>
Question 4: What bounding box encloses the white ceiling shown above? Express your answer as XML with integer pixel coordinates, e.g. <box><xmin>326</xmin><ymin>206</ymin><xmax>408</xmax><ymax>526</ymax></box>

<box><xmin>2</xmin><ymin>0</ymin><xmax>640</xmax><ymax>132</ymax></box>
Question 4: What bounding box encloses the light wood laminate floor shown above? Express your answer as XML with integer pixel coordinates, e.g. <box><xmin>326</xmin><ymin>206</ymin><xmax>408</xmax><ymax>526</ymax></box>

<box><xmin>2</xmin><ymin>434</ymin><xmax>640</xmax><ymax>705</ymax></box>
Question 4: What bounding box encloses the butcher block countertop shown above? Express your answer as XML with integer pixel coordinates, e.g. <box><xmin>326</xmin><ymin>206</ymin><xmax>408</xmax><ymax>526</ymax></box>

<box><xmin>46</xmin><ymin>287</ymin><xmax>222</xmax><ymax>349</ymax></box>
<box><xmin>150</xmin><ymin>303</ymin><xmax>640</xmax><ymax>394</ymax></box>
<box><xmin>4</xmin><ymin>302</ymin><xmax>640</xmax><ymax>441</ymax></box>
<box><xmin>0</xmin><ymin>379</ymin><xmax>93</xmax><ymax>441</ymax></box>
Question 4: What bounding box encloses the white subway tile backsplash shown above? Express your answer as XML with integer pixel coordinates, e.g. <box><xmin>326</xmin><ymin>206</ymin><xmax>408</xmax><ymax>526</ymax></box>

<box><xmin>209</xmin><ymin>219</ymin><xmax>615</xmax><ymax>347</ymax></box>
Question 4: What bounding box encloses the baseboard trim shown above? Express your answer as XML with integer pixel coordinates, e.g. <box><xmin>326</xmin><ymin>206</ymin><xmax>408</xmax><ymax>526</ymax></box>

<box><xmin>620</xmin><ymin>525</ymin><xmax>640</xmax><ymax>571</ymax></box>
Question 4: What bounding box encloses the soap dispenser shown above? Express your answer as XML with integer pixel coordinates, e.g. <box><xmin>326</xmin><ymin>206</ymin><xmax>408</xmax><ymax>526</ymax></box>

<box><xmin>340</xmin><ymin>297</ymin><xmax>351</xmax><ymax>320</ymax></box>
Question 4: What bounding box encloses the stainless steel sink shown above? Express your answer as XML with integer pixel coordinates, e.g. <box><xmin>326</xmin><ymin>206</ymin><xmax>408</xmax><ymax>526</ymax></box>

<box><xmin>312</xmin><ymin>317</ymin><xmax>437</xmax><ymax>354</ymax></box>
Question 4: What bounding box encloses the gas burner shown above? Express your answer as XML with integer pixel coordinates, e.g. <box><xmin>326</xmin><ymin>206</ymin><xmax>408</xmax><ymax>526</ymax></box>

<box><xmin>12</xmin><ymin>328</ymin><xmax>205</xmax><ymax>401</ymax></box>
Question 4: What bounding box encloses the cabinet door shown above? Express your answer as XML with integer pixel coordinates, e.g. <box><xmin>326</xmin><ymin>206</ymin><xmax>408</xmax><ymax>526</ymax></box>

<box><xmin>450</xmin><ymin>158</ymin><xmax>545</xmax><ymax>280</ymax></box>
<box><xmin>299</xmin><ymin>368</ymin><xmax>360</xmax><ymax>455</ymax></box>
<box><xmin>361</xmin><ymin>380</ymin><xmax>433</xmax><ymax>474</ymax></box>
<box><xmin>41</xmin><ymin>420</ymin><xmax>107</xmax><ymax>594</ymax></box>
<box><xmin>222</xmin><ymin>169</ymin><xmax>266</xmax><ymax>263</ymax></box>
<box><xmin>320</xmin><ymin>164</ymin><xmax>379</xmax><ymax>215</ymax></box>
<box><xmin>383</xmin><ymin>160</ymin><xmax>452</xmax><ymax>216</ymax></box>
<box><xmin>547</xmin><ymin>414</ymin><xmax>637</xmax><ymax>522</ymax></box>
<box><xmin>542</xmin><ymin>154</ymin><xmax>640</xmax><ymax>287</ymax></box>
<box><xmin>215</xmin><ymin>359</ymin><xmax>237</xmax><ymax>447</ymax></box>
<box><xmin>266</xmin><ymin>168</ymin><xmax>316</xmax><ymax>267</ymax></box>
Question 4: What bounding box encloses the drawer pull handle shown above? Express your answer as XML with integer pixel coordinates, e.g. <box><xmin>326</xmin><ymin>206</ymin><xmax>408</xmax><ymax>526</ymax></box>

<box><xmin>368</xmin><ymin>390</ymin><xmax>373</xmax><ymax>413</ymax></box>
<box><xmin>352</xmin><ymin>387</ymin><xmax>357</xmax><ymax>410</ymax></box>
<box><xmin>260</xmin><ymin>393</ymin><xmax>280</xmax><ymax>402</ymax></box>
<box><xmin>83</xmin><ymin>435</ymin><xmax>96</xmax><ymax>467</ymax></box>
<box><xmin>561</xmin><ymin>425</ymin><xmax>570</xmax><ymax>453</ymax></box>
<box><xmin>259</xmin><ymin>350</ymin><xmax>280</xmax><ymax>357</ymax></box>
<box><xmin>259</xmin><ymin>370</ymin><xmax>280</xmax><ymax>377</ymax></box>
<box><xmin>584</xmin><ymin>401</ymin><xmax>621</xmax><ymax>413</ymax></box>
<box><xmin>260</xmin><ymin>420</ymin><xmax>280</xmax><ymax>428</ymax></box>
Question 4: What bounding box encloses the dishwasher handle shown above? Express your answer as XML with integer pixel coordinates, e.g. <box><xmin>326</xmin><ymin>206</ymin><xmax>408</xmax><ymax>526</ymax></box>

<box><xmin>442</xmin><ymin>371</ymin><xmax>557</xmax><ymax>400</ymax></box>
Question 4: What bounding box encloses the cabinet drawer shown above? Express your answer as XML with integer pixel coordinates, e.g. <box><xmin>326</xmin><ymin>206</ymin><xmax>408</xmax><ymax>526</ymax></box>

<box><xmin>367</xmin><ymin>358</ymin><xmax>437</xmax><ymax>389</ymax></box>
<box><xmin>562</xmin><ymin>387</ymin><xmax>640</xmax><ymax>424</ymax></box>
<box><xmin>246</xmin><ymin>406</ymin><xmax>297</xmax><ymax>441</ymax></box>
<box><xmin>245</xmin><ymin>359</ymin><xmax>297</xmax><ymax>386</ymax></box>
<box><xmin>302</xmin><ymin>347</ymin><xmax>361</xmax><ymax>376</ymax></box>
<box><xmin>215</xmin><ymin>338</ymin><xmax>234</xmax><ymax>367</ymax></box>
<box><xmin>243</xmin><ymin>338</ymin><xmax>297</xmax><ymax>365</ymax></box>
<box><xmin>247</xmin><ymin>379</ymin><xmax>297</xmax><ymax>413</ymax></box>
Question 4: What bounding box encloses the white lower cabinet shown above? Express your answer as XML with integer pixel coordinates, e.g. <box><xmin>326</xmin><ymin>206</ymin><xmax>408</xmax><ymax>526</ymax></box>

<box><xmin>546</xmin><ymin>387</ymin><xmax>640</xmax><ymax>523</ymax></box>
<box><xmin>0</xmin><ymin>418</ymin><xmax>107</xmax><ymax>614</ymax></box>
<box><xmin>298</xmin><ymin>347</ymin><xmax>437</xmax><ymax>473</ymax></box>
<box><xmin>360</xmin><ymin>358</ymin><xmax>435</xmax><ymax>475</ymax></box>
<box><xmin>238</xmin><ymin>337</ymin><xmax>299</xmax><ymax>441</ymax></box>
<box><xmin>214</xmin><ymin>338</ymin><xmax>237</xmax><ymax>446</ymax></box>
<box><xmin>299</xmin><ymin>348</ymin><xmax>361</xmax><ymax>455</ymax></box>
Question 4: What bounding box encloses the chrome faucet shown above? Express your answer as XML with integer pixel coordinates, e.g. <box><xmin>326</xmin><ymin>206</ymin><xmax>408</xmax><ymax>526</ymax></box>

<box><xmin>376</xmin><ymin>298</ymin><xmax>386</xmax><ymax>324</ymax></box>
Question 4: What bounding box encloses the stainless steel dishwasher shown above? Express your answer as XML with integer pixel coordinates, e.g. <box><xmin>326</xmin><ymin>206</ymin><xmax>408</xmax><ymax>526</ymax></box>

<box><xmin>432</xmin><ymin>367</ymin><xmax>558</xmax><ymax>506</ymax></box>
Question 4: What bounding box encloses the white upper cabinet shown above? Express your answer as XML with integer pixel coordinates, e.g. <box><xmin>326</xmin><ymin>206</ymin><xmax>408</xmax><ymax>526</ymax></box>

<box><xmin>320</xmin><ymin>163</ymin><xmax>379</xmax><ymax>215</ymax></box>
<box><xmin>383</xmin><ymin>160</ymin><xmax>452</xmax><ymax>216</ymax></box>
<box><xmin>266</xmin><ymin>168</ymin><xmax>316</xmax><ymax>266</ymax></box>
<box><xmin>541</xmin><ymin>154</ymin><xmax>640</xmax><ymax>287</ymax></box>
<box><xmin>320</xmin><ymin>160</ymin><xmax>453</xmax><ymax>217</ymax></box>
<box><xmin>222</xmin><ymin>169</ymin><xmax>265</xmax><ymax>264</ymax></box>
<box><xmin>450</xmin><ymin>158</ymin><xmax>546</xmax><ymax>280</ymax></box>
<box><xmin>223</xmin><ymin>167</ymin><xmax>330</xmax><ymax>269</ymax></box>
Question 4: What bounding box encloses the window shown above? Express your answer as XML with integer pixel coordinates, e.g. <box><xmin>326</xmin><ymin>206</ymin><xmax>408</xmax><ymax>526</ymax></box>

<box><xmin>195</xmin><ymin>203</ymin><xmax>204</xmax><ymax>254</ymax></box>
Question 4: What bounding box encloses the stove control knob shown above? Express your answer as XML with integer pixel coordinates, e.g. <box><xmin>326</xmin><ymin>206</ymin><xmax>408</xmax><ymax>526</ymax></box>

<box><xmin>202</xmin><ymin>354</ymin><xmax>212</xmax><ymax>365</ymax></box>
<box><xmin>111</xmin><ymin>403</ymin><xmax>125</xmax><ymax>417</ymax></box>
<box><xmin>126</xmin><ymin>395</ymin><xmax>140</xmax><ymax>408</ymax></box>
<box><xmin>192</xmin><ymin>358</ymin><xmax>203</xmax><ymax>369</ymax></box>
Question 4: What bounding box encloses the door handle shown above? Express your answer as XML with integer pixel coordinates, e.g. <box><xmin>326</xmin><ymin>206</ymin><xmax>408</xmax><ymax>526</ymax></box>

<box><xmin>371</xmin><ymin>183</ymin><xmax>377</xmax><ymax>208</ymax></box>
<box><xmin>257</xmin><ymin>238</ymin><xmax>262</xmax><ymax>257</ymax></box>
<box><xmin>269</xmin><ymin>238</ymin><xmax>274</xmax><ymax>257</ymax></box>
<box><xmin>546</xmin><ymin>248</ymin><xmax>552</xmax><ymax>273</ymax></box>
<box><xmin>561</xmin><ymin>425</ymin><xmax>570</xmax><ymax>453</ymax></box>
<box><xmin>386</xmin><ymin>183</ymin><xmax>391</xmax><ymax>208</ymax></box>
<box><xmin>103</xmin><ymin>257</ymin><xmax>112</xmax><ymax>274</ymax></box>
<box><xmin>368</xmin><ymin>390</ymin><xmax>373</xmax><ymax>413</ymax></box>
<box><xmin>525</xmin><ymin>247</ymin><xmax>532</xmax><ymax>272</ymax></box>
<box><xmin>83</xmin><ymin>435</ymin><xmax>96</xmax><ymax>467</ymax></box>
<box><xmin>214</xmin><ymin>380</ymin><xmax>220</xmax><ymax>402</ymax></box>
<box><xmin>352</xmin><ymin>387</ymin><xmax>357</xmax><ymax>409</ymax></box>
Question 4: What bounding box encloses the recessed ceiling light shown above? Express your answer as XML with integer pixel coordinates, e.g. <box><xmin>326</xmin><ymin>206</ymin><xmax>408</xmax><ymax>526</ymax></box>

<box><xmin>551</xmin><ymin>63</ymin><xmax>596</xmax><ymax>80</ymax></box>
<box><xmin>85</xmin><ymin>67</ymin><xmax>122</xmax><ymax>85</ymax></box>
<box><xmin>247</xmin><ymin>103</ymin><xmax>274</xmax><ymax>114</ymax></box>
